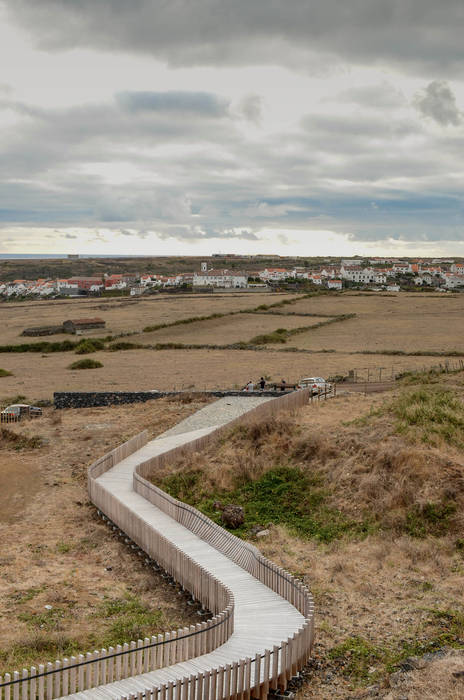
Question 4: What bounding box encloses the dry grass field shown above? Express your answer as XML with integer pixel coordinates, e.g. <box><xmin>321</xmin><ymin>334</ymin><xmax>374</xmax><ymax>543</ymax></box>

<box><xmin>0</xmin><ymin>397</ymin><xmax>213</xmax><ymax>674</ymax></box>
<box><xmin>0</xmin><ymin>348</ymin><xmax>456</xmax><ymax>399</ymax></box>
<box><xmin>277</xmin><ymin>293</ymin><xmax>464</xmax><ymax>354</ymax></box>
<box><xmin>0</xmin><ymin>292</ymin><xmax>295</xmax><ymax>344</ymax></box>
<box><xmin>2</xmin><ymin>281</ymin><xmax>464</xmax><ymax>698</ymax></box>
<box><xmin>141</xmin><ymin>312</ymin><xmax>323</xmax><ymax>345</ymax></box>
<box><xmin>1</xmin><ymin>291</ymin><xmax>463</xmax><ymax>400</ymax></box>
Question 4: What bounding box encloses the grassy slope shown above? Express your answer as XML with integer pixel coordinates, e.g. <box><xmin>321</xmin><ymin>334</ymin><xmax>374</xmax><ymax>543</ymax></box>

<box><xmin>149</xmin><ymin>372</ymin><xmax>464</xmax><ymax>697</ymax></box>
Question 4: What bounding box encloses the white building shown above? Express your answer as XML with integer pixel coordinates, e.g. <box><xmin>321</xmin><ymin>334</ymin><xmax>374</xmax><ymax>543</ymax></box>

<box><xmin>450</xmin><ymin>263</ymin><xmax>464</xmax><ymax>275</ymax></box>
<box><xmin>327</xmin><ymin>279</ymin><xmax>343</xmax><ymax>290</ymax></box>
<box><xmin>341</xmin><ymin>267</ymin><xmax>386</xmax><ymax>284</ymax></box>
<box><xmin>258</xmin><ymin>268</ymin><xmax>294</xmax><ymax>282</ymax></box>
<box><xmin>443</xmin><ymin>274</ymin><xmax>464</xmax><ymax>289</ymax></box>
<box><xmin>193</xmin><ymin>269</ymin><xmax>248</xmax><ymax>288</ymax></box>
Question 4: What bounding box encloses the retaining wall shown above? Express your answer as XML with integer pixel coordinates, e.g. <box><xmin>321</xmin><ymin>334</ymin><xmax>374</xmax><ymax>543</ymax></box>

<box><xmin>54</xmin><ymin>390</ymin><xmax>291</xmax><ymax>410</ymax></box>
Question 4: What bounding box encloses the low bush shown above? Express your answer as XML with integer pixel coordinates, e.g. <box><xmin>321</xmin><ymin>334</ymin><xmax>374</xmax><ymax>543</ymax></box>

<box><xmin>0</xmin><ymin>368</ymin><xmax>13</xmax><ymax>377</ymax></box>
<box><xmin>249</xmin><ymin>329</ymin><xmax>288</xmax><ymax>345</ymax></box>
<box><xmin>108</xmin><ymin>341</ymin><xmax>145</xmax><ymax>351</ymax></box>
<box><xmin>74</xmin><ymin>339</ymin><xmax>105</xmax><ymax>355</ymax></box>
<box><xmin>68</xmin><ymin>359</ymin><xmax>103</xmax><ymax>370</ymax></box>
<box><xmin>0</xmin><ymin>340</ymin><xmax>79</xmax><ymax>353</ymax></box>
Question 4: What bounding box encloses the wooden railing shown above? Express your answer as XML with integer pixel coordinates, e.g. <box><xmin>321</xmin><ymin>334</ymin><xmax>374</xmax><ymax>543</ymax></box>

<box><xmin>0</xmin><ymin>389</ymin><xmax>315</xmax><ymax>700</ymax></box>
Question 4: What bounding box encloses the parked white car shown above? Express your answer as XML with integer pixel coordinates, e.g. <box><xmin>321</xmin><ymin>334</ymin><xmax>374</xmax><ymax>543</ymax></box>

<box><xmin>0</xmin><ymin>403</ymin><xmax>43</xmax><ymax>422</ymax></box>
<box><xmin>297</xmin><ymin>377</ymin><xmax>332</xmax><ymax>395</ymax></box>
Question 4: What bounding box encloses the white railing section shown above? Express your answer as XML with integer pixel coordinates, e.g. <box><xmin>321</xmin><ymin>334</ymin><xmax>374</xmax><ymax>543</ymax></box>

<box><xmin>0</xmin><ymin>389</ymin><xmax>315</xmax><ymax>700</ymax></box>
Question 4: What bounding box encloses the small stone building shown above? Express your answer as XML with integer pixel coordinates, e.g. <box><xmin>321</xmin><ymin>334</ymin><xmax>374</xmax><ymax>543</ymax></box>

<box><xmin>63</xmin><ymin>318</ymin><xmax>106</xmax><ymax>334</ymax></box>
<box><xmin>21</xmin><ymin>326</ymin><xmax>64</xmax><ymax>337</ymax></box>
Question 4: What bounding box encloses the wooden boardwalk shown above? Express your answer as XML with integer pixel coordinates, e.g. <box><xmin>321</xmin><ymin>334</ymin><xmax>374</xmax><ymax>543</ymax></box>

<box><xmin>0</xmin><ymin>392</ymin><xmax>314</xmax><ymax>700</ymax></box>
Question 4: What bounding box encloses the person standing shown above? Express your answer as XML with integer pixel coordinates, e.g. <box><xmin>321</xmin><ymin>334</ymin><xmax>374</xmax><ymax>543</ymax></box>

<box><xmin>246</xmin><ymin>380</ymin><xmax>254</xmax><ymax>392</ymax></box>
<box><xmin>280</xmin><ymin>379</ymin><xmax>286</xmax><ymax>391</ymax></box>
<box><xmin>259</xmin><ymin>377</ymin><xmax>266</xmax><ymax>391</ymax></box>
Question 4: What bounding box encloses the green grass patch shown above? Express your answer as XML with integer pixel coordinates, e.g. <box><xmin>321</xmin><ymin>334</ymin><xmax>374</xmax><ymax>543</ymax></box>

<box><xmin>0</xmin><ymin>368</ymin><xmax>13</xmax><ymax>377</ymax></box>
<box><xmin>390</xmin><ymin>386</ymin><xmax>464</xmax><ymax>446</ymax></box>
<box><xmin>96</xmin><ymin>595</ymin><xmax>164</xmax><ymax>646</ymax></box>
<box><xmin>160</xmin><ymin>465</ymin><xmax>374</xmax><ymax>542</ymax></box>
<box><xmin>68</xmin><ymin>358</ymin><xmax>103</xmax><ymax>370</ymax></box>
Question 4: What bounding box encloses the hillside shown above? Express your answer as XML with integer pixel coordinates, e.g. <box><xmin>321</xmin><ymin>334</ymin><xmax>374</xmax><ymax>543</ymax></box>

<box><xmin>149</xmin><ymin>372</ymin><xmax>464</xmax><ymax>698</ymax></box>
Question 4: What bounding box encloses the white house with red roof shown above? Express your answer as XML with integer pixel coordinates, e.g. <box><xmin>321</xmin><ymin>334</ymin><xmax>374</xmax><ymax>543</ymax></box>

<box><xmin>258</xmin><ymin>268</ymin><xmax>294</xmax><ymax>281</ymax></box>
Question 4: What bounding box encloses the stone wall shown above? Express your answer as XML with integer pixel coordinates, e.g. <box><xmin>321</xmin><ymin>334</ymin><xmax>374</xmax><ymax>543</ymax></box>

<box><xmin>54</xmin><ymin>389</ymin><xmax>290</xmax><ymax>409</ymax></box>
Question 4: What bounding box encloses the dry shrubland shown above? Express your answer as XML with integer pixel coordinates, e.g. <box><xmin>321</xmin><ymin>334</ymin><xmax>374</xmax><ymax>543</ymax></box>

<box><xmin>151</xmin><ymin>375</ymin><xmax>464</xmax><ymax>697</ymax></box>
<box><xmin>0</xmin><ymin>397</ymin><xmax>214</xmax><ymax>675</ymax></box>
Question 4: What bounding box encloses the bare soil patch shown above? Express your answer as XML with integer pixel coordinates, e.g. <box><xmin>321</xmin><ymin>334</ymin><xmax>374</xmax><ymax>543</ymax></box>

<box><xmin>0</xmin><ymin>397</ymin><xmax>213</xmax><ymax>675</ymax></box>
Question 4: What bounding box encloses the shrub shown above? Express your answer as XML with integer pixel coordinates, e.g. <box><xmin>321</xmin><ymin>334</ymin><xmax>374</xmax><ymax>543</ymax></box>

<box><xmin>0</xmin><ymin>369</ymin><xmax>13</xmax><ymax>377</ymax></box>
<box><xmin>0</xmin><ymin>340</ymin><xmax>78</xmax><ymax>353</ymax></box>
<box><xmin>68</xmin><ymin>359</ymin><xmax>103</xmax><ymax>370</ymax></box>
<box><xmin>74</xmin><ymin>339</ymin><xmax>105</xmax><ymax>354</ymax></box>
<box><xmin>249</xmin><ymin>330</ymin><xmax>288</xmax><ymax>345</ymax></box>
<box><xmin>108</xmin><ymin>341</ymin><xmax>144</xmax><ymax>351</ymax></box>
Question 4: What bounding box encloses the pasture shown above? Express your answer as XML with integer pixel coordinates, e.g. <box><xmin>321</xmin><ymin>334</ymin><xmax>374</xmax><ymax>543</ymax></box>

<box><xmin>0</xmin><ymin>291</ymin><xmax>463</xmax><ymax>399</ymax></box>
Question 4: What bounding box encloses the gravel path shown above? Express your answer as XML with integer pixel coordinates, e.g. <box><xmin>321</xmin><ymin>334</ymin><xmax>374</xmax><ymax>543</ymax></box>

<box><xmin>159</xmin><ymin>395</ymin><xmax>274</xmax><ymax>437</ymax></box>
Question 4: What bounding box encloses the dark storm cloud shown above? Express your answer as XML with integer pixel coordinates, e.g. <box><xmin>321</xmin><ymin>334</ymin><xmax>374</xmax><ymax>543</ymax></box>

<box><xmin>414</xmin><ymin>80</ymin><xmax>463</xmax><ymax>126</ymax></box>
<box><xmin>6</xmin><ymin>0</ymin><xmax>464</xmax><ymax>74</ymax></box>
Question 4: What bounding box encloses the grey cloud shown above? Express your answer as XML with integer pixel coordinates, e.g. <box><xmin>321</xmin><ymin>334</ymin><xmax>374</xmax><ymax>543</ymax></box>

<box><xmin>0</xmin><ymin>94</ymin><xmax>238</xmax><ymax>179</ymax></box>
<box><xmin>335</xmin><ymin>83</ymin><xmax>406</xmax><ymax>109</ymax></box>
<box><xmin>237</xmin><ymin>95</ymin><xmax>263</xmax><ymax>123</ymax></box>
<box><xmin>414</xmin><ymin>80</ymin><xmax>462</xmax><ymax>126</ymax></box>
<box><xmin>116</xmin><ymin>91</ymin><xmax>229</xmax><ymax>117</ymax></box>
<box><xmin>6</xmin><ymin>1</ymin><xmax>464</xmax><ymax>75</ymax></box>
<box><xmin>1</xmin><ymin>88</ymin><xmax>464</xmax><ymax>244</ymax></box>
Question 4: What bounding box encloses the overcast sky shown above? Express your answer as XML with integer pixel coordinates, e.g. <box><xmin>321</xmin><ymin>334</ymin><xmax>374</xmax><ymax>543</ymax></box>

<box><xmin>1</xmin><ymin>0</ymin><xmax>464</xmax><ymax>257</ymax></box>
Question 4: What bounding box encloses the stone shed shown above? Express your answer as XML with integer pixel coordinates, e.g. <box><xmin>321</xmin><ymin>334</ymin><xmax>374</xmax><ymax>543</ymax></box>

<box><xmin>63</xmin><ymin>318</ymin><xmax>106</xmax><ymax>334</ymax></box>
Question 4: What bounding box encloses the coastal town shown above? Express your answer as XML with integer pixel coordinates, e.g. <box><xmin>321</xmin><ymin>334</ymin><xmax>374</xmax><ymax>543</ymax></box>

<box><xmin>1</xmin><ymin>256</ymin><xmax>464</xmax><ymax>298</ymax></box>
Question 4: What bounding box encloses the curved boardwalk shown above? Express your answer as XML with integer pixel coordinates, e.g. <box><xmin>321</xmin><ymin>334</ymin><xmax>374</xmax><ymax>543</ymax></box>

<box><xmin>0</xmin><ymin>394</ymin><xmax>314</xmax><ymax>700</ymax></box>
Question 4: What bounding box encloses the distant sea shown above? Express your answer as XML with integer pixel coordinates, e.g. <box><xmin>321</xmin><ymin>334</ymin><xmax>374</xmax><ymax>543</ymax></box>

<box><xmin>0</xmin><ymin>254</ymin><xmax>151</xmax><ymax>259</ymax></box>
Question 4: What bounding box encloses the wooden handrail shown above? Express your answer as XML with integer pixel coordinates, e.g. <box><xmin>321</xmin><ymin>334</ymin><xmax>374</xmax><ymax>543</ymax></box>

<box><xmin>1</xmin><ymin>390</ymin><xmax>315</xmax><ymax>700</ymax></box>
